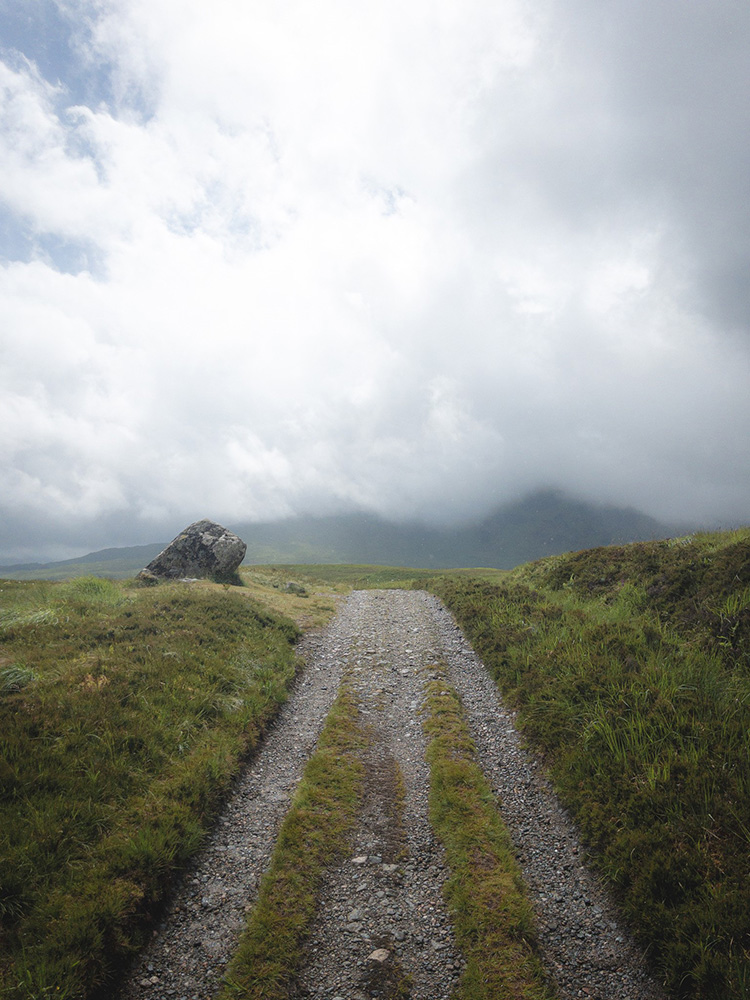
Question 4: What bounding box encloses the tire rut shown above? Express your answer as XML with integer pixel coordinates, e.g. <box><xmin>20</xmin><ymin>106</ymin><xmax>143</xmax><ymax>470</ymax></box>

<box><xmin>289</xmin><ymin>589</ymin><xmax>463</xmax><ymax>1000</ymax></box>
<box><xmin>117</xmin><ymin>604</ymin><xmax>353</xmax><ymax>999</ymax></box>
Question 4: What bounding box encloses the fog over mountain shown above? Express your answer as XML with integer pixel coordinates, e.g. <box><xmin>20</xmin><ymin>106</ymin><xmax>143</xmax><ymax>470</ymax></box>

<box><xmin>1</xmin><ymin>1</ymin><xmax>749</xmax><ymax>564</ymax></box>
<box><xmin>2</xmin><ymin>491</ymin><xmax>679</xmax><ymax>577</ymax></box>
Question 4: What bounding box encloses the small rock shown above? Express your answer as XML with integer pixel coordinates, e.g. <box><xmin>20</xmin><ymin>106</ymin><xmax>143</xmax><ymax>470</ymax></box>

<box><xmin>368</xmin><ymin>948</ymin><xmax>390</xmax><ymax>964</ymax></box>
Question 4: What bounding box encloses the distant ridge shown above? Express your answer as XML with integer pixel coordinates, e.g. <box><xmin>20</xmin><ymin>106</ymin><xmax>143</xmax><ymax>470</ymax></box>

<box><xmin>0</xmin><ymin>491</ymin><xmax>681</xmax><ymax>581</ymax></box>
<box><xmin>0</xmin><ymin>543</ymin><xmax>166</xmax><ymax>580</ymax></box>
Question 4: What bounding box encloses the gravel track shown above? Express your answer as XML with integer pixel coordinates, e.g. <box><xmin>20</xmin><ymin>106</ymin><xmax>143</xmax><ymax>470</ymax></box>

<box><xmin>117</xmin><ymin>612</ymin><xmax>351</xmax><ymax>1000</ymax></box>
<box><xmin>290</xmin><ymin>590</ymin><xmax>463</xmax><ymax>1000</ymax></box>
<box><xmin>118</xmin><ymin>588</ymin><xmax>665</xmax><ymax>1000</ymax></box>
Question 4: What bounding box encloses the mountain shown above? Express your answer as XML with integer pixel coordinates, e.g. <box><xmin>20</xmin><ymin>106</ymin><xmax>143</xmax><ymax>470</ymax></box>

<box><xmin>0</xmin><ymin>491</ymin><xmax>678</xmax><ymax>580</ymax></box>
<box><xmin>0</xmin><ymin>543</ymin><xmax>166</xmax><ymax>581</ymax></box>
<box><xmin>233</xmin><ymin>490</ymin><xmax>672</xmax><ymax>568</ymax></box>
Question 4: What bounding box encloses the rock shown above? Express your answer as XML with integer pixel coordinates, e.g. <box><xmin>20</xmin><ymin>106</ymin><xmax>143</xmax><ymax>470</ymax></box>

<box><xmin>137</xmin><ymin>520</ymin><xmax>246</xmax><ymax>582</ymax></box>
<box><xmin>367</xmin><ymin>949</ymin><xmax>390</xmax><ymax>964</ymax></box>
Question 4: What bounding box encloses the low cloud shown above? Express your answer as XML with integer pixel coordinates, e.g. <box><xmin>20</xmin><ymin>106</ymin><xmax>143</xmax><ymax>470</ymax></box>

<box><xmin>1</xmin><ymin>0</ymin><xmax>749</xmax><ymax>562</ymax></box>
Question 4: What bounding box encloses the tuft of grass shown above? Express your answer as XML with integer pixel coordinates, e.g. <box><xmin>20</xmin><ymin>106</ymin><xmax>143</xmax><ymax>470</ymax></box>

<box><xmin>0</xmin><ymin>577</ymin><xmax>301</xmax><ymax>999</ymax></box>
<box><xmin>0</xmin><ymin>665</ymin><xmax>35</xmax><ymax>694</ymax></box>
<box><xmin>219</xmin><ymin>681</ymin><xmax>366</xmax><ymax>1000</ymax></box>
<box><xmin>422</xmin><ymin>673</ymin><xmax>553</xmax><ymax>1000</ymax></box>
<box><xmin>430</xmin><ymin>528</ymin><xmax>750</xmax><ymax>998</ymax></box>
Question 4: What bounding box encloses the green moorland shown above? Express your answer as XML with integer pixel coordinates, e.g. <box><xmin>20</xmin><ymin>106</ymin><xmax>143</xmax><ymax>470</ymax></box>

<box><xmin>254</xmin><ymin>563</ymin><xmax>451</xmax><ymax>589</ymax></box>
<box><xmin>2</xmin><ymin>530</ymin><xmax>750</xmax><ymax>1000</ymax></box>
<box><xmin>0</xmin><ymin>575</ymin><xmax>308</xmax><ymax>999</ymax></box>
<box><xmin>428</xmin><ymin>528</ymin><xmax>750</xmax><ymax>999</ymax></box>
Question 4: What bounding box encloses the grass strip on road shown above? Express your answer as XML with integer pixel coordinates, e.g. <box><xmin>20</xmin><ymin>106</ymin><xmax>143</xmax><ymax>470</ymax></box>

<box><xmin>422</xmin><ymin>673</ymin><xmax>553</xmax><ymax>1000</ymax></box>
<box><xmin>219</xmin><ymin>681</ymin><xmax>366</xmax><ymax>1000</ymax></box>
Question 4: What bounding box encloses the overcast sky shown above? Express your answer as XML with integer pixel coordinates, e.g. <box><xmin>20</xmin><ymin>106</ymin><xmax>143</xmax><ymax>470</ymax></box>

<box><xmin>1</xmin><ymin>0</ymin><xmax>749</xmax><ymax>562</ymax></box>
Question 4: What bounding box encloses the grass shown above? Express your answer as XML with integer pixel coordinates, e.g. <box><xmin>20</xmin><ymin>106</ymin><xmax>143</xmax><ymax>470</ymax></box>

<box><xmin>255</xmin><ymin>563</ymin><xmax>449</xmax><ymax>589</ymax></box>
<box><xmin>219</xmin><ymin>681</ymin><xmax>366</xmax><ymax>1000</ymax></box>
<box><xmin>422</xmin><ymin>671</ymin><xmax>553</xmax><ymax>1000</ymax></box>
<box><xmin>238</xmin><ymin>566</ymin><xmax>347</xmax><ymax>630</ymax></box>
<box><xmin>429</xmin><ymin>528</ymin><xmax>750</xmax><ymax>999</ymax></box>
<box><xmin>0</xmin><ymin>576</ymin><xmax>301</xmax><ymax>999</ymax></box>
<box><xmin>4</xmin><ymin>535</ymin><xmax>750</xmax><ymax>999</ymax></box>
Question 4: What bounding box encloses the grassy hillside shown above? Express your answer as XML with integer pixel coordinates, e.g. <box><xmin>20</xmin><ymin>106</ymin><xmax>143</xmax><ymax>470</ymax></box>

<box><xmin>0</xmin><ymin>545</ymin><xmax>166</xmax><ymax>581</ymax></box>
<box><xmin>0</xmin><ymin>574</ymin><xmax>343</xmax><ymax>999</ymax></box>
<box><xmin>429</xmin><ymin>529</ymin><xmax>750</xmax><ymax>998</ymax></box>
<box><xmin>2</xmin><ymin>532</ymin><xmax>749</xmax><ymax>998</ymax></box>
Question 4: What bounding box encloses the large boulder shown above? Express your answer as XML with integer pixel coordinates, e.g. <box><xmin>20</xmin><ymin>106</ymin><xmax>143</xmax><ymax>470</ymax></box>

<box><xmin>137</xmin><ymin>520</ymin><xmax>247</xmax><ymax>582</ymax></box>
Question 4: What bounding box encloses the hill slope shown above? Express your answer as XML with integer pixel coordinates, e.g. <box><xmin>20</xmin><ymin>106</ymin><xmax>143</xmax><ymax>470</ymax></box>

<box><xmin>1</xmin><ymin>491</ymin><xmax>674</xmax><ymax>579</ymax></box>
<box><xmin>429</xmin><ymin>528</ymin><xmax>750</xmax><ymax>997</ymax></box>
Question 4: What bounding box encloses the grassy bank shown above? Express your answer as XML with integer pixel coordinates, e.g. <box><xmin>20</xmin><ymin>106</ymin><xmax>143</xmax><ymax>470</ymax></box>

<box><xmin>429</xmin><ymin>529</ymin><xmax>750</xmax><ymax>998</ymax></box>
<box><xmin>0</xmin><ymin>576</ymin><xmax>301</xmax><ymax>999</ymax></box>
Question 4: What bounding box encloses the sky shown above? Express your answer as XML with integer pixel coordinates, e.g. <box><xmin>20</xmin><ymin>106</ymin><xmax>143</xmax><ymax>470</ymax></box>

<box><xmin>1</xmin><ymin>0</ymin><xmax>749</xmax><ymax>562</ymax></box>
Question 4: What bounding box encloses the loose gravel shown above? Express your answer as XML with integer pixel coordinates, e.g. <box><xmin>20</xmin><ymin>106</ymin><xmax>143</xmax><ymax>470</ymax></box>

<box><xmin>289</xmin><ymin>590</ymin><xmax>463</xmax><ymax>1000</ymax></box>
<box><xmin>118</xmin><ymin>588</ymin><xmax>666</xmax><ymax>1000</ymax></box>
<box><xmin>117</xmin><ymin>615</ymin><xmax>350</xmax><ymax>1000</ymax></box>
<box><xmin>425</xmin><ymin>591</ymin><xmax>666</xmax><ymax>1000</ymax></box>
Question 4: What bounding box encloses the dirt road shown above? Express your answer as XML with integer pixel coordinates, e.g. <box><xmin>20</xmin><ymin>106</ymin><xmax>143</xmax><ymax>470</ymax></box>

<box><xmin>120</xmin><ymin>590</ymin><xmax>664</xmax><ymax>1000</ymax></box>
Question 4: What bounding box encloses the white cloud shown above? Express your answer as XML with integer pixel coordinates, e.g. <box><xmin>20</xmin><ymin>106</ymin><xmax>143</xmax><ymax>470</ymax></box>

<box><xmin>0</xmin><ymin>0</ymin><xmax>749</xmax><ymax>560</ymax></box>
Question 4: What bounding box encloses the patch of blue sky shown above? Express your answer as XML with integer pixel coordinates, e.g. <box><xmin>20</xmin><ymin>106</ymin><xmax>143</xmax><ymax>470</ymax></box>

<box><xmin>62</xmin><ymin>107</ymin><xmax>109</xmax><ymax>183</ymax></box>
<box><xmin>165</xmin><ymin>181</ymin><xmax>268</xmax><ymax>252</ymax></box>
<box><xmin>166</xmin><ymin>207</ymin><xmax>269</xmax><ymax>257</ymax></box>
<box><xmin>0</xmin><ymin>204</ymin><xmax>105</xmax><ymax>276</ymax></box>
<box><xmin>0</xmin><ymin>0</ymin><xmax>152</xmax><ymax>119</ymax></box>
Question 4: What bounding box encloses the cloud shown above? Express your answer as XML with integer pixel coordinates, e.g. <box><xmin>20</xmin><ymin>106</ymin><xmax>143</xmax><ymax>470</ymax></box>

<box><xmin>0</xmin><ymin>0</ymin><xmax>749</xmax><ymax>561</ymax></box>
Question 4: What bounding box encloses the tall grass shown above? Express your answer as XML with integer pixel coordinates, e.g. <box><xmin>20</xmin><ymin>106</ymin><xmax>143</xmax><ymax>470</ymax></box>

<box><xmin>430</xmin><ymin>529</ymin><xmax>750</xmax><ymax>999</ymax></box>
<box><xmin>0</xmin><ymin>577</ymin><xmax>300</xmax><ymax>999</ymax></box>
